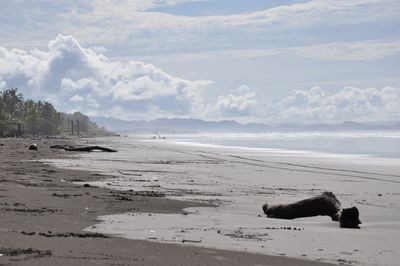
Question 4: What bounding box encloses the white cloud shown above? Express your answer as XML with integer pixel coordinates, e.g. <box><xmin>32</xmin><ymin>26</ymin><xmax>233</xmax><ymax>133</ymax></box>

<box><xmin>70</xmin><ymin>94</ymin><xmax>84</xmax><ymax>102</ymax></box>
<box><xmin>82</xmin><ymin>0</ymin><xmax>398</xmax><ymax>29</ymax></box>
<box><xmin>89</xmin><ymin>45</ymin><xmax>107</xmax><ymax>53</ymax></box>
<box><xmin>267</xmin><ymin>86</ymin><xmax>400</xmax><ymax>123</ymax></box>
<box><xmin>0</xmin><ymin>35</ymin><xmax>213</xmax><ymax>119</ymax></box>
<box><xmin>213</xmin><ymin>85</ymin><xmax>257</xmax><ymax>117</ymax></box>
<box><xmin>139</xmin><ymin>39</ymin><xmax>400</xmax><ymax>62</ymax></box>
<box><xmin>86</xmin><ymin>0</ymin><xmax>205</xmax><ymax>13</ymax></box>
<box><xmin>1</xmin><ymin>35</ymin><xmax>399</xmax><ymax>124</ymax></box>
<box><xmin>25</xmin><ymin>0</ymin><xmax>393</xmax><ymax>50</ymax></box>
<box><xmin>292</xmin><ymin>40</ymin><xmax>400</xmax><ymax>61</ymax></box>
<box><xmin>1</xmin><ymin>0</ymin><xmax>399</xmax><ymax>67</ymax></box>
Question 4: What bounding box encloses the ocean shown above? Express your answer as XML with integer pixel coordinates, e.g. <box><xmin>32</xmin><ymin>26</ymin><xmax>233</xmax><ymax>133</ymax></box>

<box><xmin>156</xmin><ymin>131</ymin><xmax>400</xmax><ymax>159</ymax></box>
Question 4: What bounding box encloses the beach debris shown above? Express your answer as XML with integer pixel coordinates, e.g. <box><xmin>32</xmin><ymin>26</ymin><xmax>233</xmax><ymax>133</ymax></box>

<box><xmin>340</xmin><ymin>207</ymin><xmax>362</xmax><ymax>229</ymax></box>
<box><xmin>152</xmin><ymin>129</ymin><xmax>166</xmax><ymax>140</ymax></box>
<box><xmin>3</xmin><ymin>207</ymin><xmax>61</xmax><ymax>214</ymax></box>
<box><xmin>18</xmin><ymin>230</ymin><xmax>107</xmax><ymax>238</ymax></box>
<box><xmin>182</xmin><ymin>239</ymin><xmax>202</xmax><ymax>243</ymax></box>
<box><xmin>50</xmin><ymin>144</ymin><xmax>117</xmax><ymax>152</ymax></box>
<box><xmin>49</xmin><ymin>144</ymin><xmax>74</xmax><ymax>150</ymax></box>
<box><xmin>37</xmin><ymin>232</ymin><xmax>108</xmax><ymax>238</ymax></box>
<box><xmin>51</xmin><ymin>193</ymin><xmax>83</xmax><ymax>198</ymax></box>
<box><xmin>52</xmin><ymin>193</ymin><xmax>71</xmax><ymax>198</ymax></box>
<box><xmin>262</xmin><ymin>191</ymin><xmax>362</xmax><ymax>229</ymax></box>
<box><xmin>262</xmin><ymin>191</ymin><xmax>341</xmax><ymax>221</ymax></box>
<box><xmin>265</xmin><ymin>226</ymin><xmax>304</xmax><ymax>231</ymax></box>
<box><xmin>0</xmin><ymin>247</ymin><xmax>51</xmax><ymax>258</ymax></box>
<box><xmin>28</xmin><ymin>144</ymin><xmax>38</xmax><ymax>150</ymax></box>
<box><xmin>20</xmin><ymin>231</ymin><xmax>35</xmax><ymax>235</ymax></box>
<box><xmin>112</xmin><ymin>190</ymin><xmax>166</xmax><ymax>198</ymax></box>
<box><xmin>223</xmin><ymin>229</ymin><xmax>270</xmax><ymax>241</ymax></box>
<box><xmin>116</xmin><ymin>169</ymin><xmax>142</xmax><ymax>176</ymax></box>
<box><xmin>65</xmin><ymin>145</ymin><xmax>117</xmax><ymax>152</ymax></box>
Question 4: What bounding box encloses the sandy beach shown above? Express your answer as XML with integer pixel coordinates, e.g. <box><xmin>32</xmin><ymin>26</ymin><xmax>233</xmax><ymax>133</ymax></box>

<box><xmin>2</xmin><ymin>1</ymin><xmax>399</xmax><ymax>265</ymax></box>
<box><xmin>0</xmin><ymin>137</ymin><xmax>337</xmax><ymax>265</ymax></box>
<box><xmin>36</xmin><ymin>136</ymin><xmax>400</xmax><ymax>266</ymax></box>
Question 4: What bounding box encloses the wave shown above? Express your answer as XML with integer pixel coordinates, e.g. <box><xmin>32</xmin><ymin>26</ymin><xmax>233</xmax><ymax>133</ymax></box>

<box><xmin>148</xmin><ymin>131</ymin><xmax>400</xmax><ymax>159</ymax></box>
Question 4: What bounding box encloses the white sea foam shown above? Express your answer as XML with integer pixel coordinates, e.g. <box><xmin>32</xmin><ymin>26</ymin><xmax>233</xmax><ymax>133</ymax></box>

<box><xmin>148</xmin><ymin>131</ymin><xmax>400</xmax><ymax>159</ymax></box>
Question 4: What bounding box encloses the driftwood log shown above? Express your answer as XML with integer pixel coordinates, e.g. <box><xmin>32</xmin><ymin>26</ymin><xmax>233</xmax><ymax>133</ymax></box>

<box><xmin>262</xmin><ymin>191</ymin><xmax>362</xmax><ymax>229</ymax></box>
<box><xmin>50</xmin><ymin>145</ymin><xmax>117</xmax><ymax>152</ymax></box>
<box><xmin>262</xmin><ymin>191</ymin><xmax>341</xmax><ymax>221</ymax></box>
<box><xmin>50</xmin><ymin>144</ymin><xmax>74</xmax><ymax>150</ymax></box>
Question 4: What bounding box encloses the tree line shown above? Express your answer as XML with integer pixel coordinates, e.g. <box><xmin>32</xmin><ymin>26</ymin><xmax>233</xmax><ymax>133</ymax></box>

<box><xmin>0</xmin><ymin>88</ymin><xmax>110</xmax><ymax>137</ymax></box>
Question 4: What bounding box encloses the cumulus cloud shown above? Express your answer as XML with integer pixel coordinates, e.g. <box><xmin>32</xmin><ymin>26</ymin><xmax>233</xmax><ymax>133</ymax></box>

<box><xmin>0</xmin><ymin>34</ymin><xmax>213</xmax><ymax>119</ymax></box>
<box><xmin>1</xmin><ymin>35</ymin><xmax>399</xmax><ymax>124</ymax></box>
<box><xmin>267</xmin><ymin>86</ymin><xmax>400</xmax><ymax>123</ymax></box>
<box><xmin>213</xmin><ymin>85</ymin><xmax>257</xmax><ymax>117</ymax></box>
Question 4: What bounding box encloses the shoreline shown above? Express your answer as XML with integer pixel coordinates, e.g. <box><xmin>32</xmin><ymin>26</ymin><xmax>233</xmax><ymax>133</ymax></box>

<box><xmin>138</xmin><ymin>130</ymin><xmax>400</xmax><ymax>160</ymax></box>
<box><xmin>0</xmin><ymin>137</ymin><xmax>333</xmax><ymax>265</ymax></box>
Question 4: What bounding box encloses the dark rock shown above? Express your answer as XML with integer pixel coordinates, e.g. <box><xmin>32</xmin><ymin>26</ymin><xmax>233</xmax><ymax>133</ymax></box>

<box><xmin>29</xmin><ymin>144</ymin><xmax>38</xmax><ymax>151</ymax></box>
<box><xmin>340</xmin><ymin>207</ymin><xmax>362</xmax><ymax>229</ymax></box>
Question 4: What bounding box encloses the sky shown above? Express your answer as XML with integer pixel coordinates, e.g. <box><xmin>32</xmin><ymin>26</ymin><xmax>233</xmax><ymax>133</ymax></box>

<box><xmin>0</xmin><ymin>0</ymin><xmax>399</xmax><ymax>124</ymax></box>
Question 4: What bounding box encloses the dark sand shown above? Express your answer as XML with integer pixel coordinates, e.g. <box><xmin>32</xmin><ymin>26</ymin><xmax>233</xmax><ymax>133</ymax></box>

<box><xmin>0</xmin><ymin>138</ymin><xmax>333</xmax><ymax>265</ymax></box>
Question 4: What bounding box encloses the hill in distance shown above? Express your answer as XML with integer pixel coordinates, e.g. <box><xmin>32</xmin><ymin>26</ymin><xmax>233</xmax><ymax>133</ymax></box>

<box><xmin>90</xmin><ymin>116</ymin><xmax>400</xmax><ymax>134</ymax></box>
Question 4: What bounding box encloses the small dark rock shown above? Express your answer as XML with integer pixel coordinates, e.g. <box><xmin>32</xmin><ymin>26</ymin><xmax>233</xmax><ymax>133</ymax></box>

<box><xmin>29</xmin><ymin>144</ymin><xmax>38</xmax><ymax>151</ymax></box>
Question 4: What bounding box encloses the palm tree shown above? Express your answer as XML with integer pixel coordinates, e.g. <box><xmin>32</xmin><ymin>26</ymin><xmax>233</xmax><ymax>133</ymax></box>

<box><xmin>0</xmin><ymin>92</ymin><xmax>3</xmax><ymax>113</ymax></box>
<box><xmin>23</xmin><ymin>99</ymin><xmax>39</xmax><ymax>136</ymax></box>
<box><xmin>1</xmin><ymin>88</ymin><xmax>24</xmax><ymax>120</ymax></box>
<box><xmin>39</xmin><ymin>101</ymin><xmax>62</xmax><ymax>135</ymax></box>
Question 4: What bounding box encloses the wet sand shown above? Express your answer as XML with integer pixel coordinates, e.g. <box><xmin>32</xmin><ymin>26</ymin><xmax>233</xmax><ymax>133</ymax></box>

<box><xmin>0</xmin><ymin>138</ymin><xmax>333</xmax><ymax>266</ymax></box>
